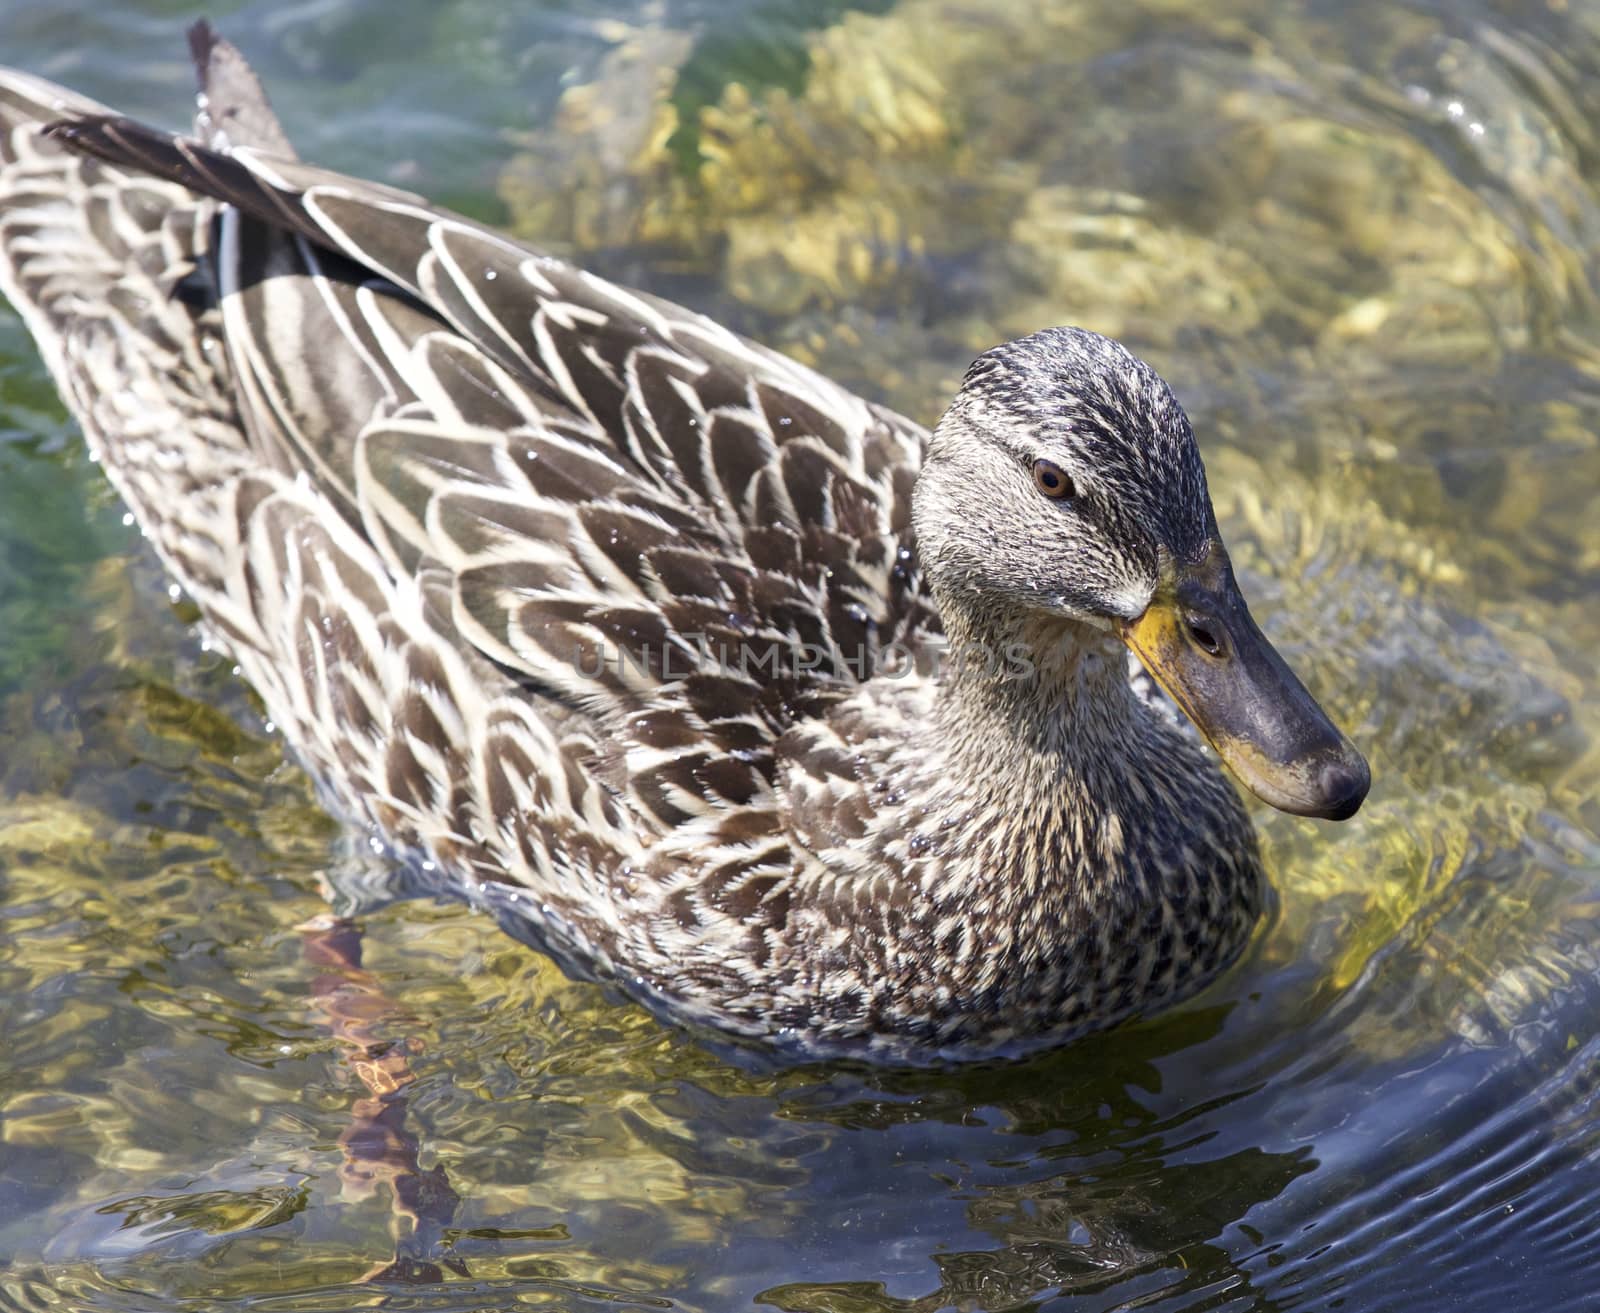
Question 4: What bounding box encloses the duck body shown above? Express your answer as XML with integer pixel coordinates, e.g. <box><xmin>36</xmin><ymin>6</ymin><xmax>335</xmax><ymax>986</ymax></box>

<box><xmin>0</xmin><ymin>28</ymin><xmax>1363</xmax><ymax>1063</ymax></box>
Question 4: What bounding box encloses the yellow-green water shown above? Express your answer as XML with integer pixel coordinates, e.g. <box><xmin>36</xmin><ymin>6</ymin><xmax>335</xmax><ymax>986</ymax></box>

<box><xmin>1</xmin><ymin>0</ymin><xmax>1598</xmax><ymax>1308</ymax></box>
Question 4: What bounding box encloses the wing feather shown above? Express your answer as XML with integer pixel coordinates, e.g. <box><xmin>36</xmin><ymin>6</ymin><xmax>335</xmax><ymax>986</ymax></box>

<box><xmin>37</xmin><ymin>101</ymin><xmax>938</xmax><ymax>873</ymax></box>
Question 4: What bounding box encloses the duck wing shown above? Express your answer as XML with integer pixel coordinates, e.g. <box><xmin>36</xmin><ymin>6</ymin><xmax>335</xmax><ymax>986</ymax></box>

<box><xmin>42</xmin><ymin>103</ymin><xmax>941</xmax><ymax>840</ymax></box>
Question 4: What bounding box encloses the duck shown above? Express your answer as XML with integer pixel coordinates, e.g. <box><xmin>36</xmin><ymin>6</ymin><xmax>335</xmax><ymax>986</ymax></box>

<box><xmin>0</xmin><ymin>24</ymin><xmax>1368</xmax><ymax>1064</ymax></box>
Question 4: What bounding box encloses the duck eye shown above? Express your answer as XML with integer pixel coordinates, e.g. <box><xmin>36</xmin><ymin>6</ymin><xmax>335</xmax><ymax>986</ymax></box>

<box><xmin>1032</xmin><ymin>459</ymin><xmax>1074</xmax><ymax>500</ymax></box>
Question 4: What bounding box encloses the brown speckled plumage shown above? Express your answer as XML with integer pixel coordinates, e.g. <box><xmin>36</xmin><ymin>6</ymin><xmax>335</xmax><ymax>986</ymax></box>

<box><xmin>0</xmin><ymin>28</ymin><xmax>1351</xmax><ymax>1064</ymax></box>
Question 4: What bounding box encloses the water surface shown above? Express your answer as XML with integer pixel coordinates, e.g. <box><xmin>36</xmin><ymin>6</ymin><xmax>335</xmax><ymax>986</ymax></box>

<box><xmin>1</xmin><ymin>0</ymin><xmax>1598</xmax><ymax>1309</ymax></box>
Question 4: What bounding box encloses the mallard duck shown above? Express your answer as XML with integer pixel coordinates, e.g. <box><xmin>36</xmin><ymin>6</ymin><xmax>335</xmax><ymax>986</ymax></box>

<box><xmin>0</xmin><ymin>26</ymin><xmax>1367</xmax><ymax>1063</ymax></box>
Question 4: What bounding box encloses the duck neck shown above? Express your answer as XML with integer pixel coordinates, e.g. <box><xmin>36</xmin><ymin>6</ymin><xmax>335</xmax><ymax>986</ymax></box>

<box><xmin>931</xmin><ymin>603</ymin><xmax>1145</xmax><ymax>775</ymax></box>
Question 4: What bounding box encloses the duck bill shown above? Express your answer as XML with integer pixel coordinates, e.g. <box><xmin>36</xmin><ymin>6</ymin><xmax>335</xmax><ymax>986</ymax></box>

<box><xmin>1118</xmin><ymin>557</ymin><xmax>1370</xmax><ymax>820</ymax></box>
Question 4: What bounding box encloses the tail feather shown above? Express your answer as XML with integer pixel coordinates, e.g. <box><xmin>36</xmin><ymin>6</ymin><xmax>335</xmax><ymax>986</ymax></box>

<box><xmin>188</xmin><ymin>19</ymin><xmax>297</xmax><ymax>157</ymax></box>
<box><xmin>44</xmin><ymin>113</ymin><xmax>322</xmax><ymax>243</ymax></box>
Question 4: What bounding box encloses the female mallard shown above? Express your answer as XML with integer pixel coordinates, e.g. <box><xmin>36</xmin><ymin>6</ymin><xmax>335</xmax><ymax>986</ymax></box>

<box><xmin>0</xmin><ymin>27</ymin><xmax>1366</xmax><ymax>1063</ymax></box>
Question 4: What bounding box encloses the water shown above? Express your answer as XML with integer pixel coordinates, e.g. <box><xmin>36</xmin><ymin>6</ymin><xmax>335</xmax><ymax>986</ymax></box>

<box><xmin>1</xmin><ymin>0</ymin><xmax>1598</xmax><ymax>1307</ymax></box>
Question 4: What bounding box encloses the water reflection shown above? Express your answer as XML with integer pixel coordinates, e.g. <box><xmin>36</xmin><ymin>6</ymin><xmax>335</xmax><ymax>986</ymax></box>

<box><xmin>1</xmin><ymin>0</ymin><xmax>1598</xmax><ymax>1308</ymax></box>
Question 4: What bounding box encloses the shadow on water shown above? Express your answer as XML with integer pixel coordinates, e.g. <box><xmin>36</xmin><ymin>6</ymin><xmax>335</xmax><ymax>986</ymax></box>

<box><xmin>2</xmin><ymin>0</ymin><xmax>1600</xmax><ymax>1309</ymax></box>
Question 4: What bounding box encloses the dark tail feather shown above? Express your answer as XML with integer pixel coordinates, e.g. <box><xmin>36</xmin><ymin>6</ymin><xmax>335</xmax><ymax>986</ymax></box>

<box><xmin>43</xmin><ymin>114</ymin><xmax>322</xmax><ymax>245</ymax></box>
<box><xmin>188</xmin><ymin>19</ymin><xmax>297</xmax><ymax>158</ymax></box>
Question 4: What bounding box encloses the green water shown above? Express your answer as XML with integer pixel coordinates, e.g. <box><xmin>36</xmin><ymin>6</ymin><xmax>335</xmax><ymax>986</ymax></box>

<box><xmin>1</xmin><ymin>0</ymin><xmax>1599</xmax><ymax>1308</ymax></box>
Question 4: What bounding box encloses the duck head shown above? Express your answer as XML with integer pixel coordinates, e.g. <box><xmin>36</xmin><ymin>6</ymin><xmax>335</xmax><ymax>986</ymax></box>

<box><xmin>912</xmin><ymin>326</ymin><xmax>1369</xmax><ymax>821</ymax></box>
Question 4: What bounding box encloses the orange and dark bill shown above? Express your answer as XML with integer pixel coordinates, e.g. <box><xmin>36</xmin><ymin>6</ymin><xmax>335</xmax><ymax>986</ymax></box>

<box><xmin>1119</xmin><ymin>550</ymin><xmax>1369</xmax><ymax>821</ymax></box>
